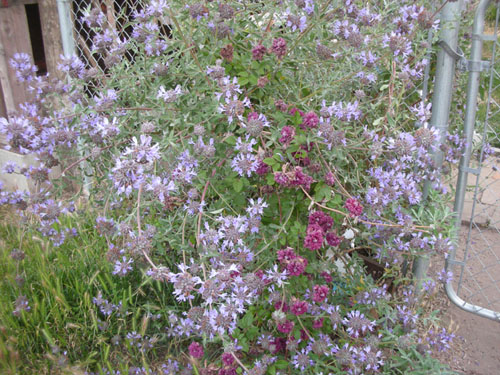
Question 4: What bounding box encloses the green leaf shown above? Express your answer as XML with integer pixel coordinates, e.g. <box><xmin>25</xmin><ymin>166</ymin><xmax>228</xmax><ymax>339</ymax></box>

<box><xmin>266</xmin><ymin>173</ymin><xmax>275</xmax><ymax>185</ymax></box>
<box><xmin>224</xmin><ymin>135</ymin><xmax>237</xmax><ymax>145</ymax></box>
<box><xmin>233</xmin><ymin>179</ymin><xmax>244</xmax><ymax>193</ymax></box>
<box><xmin>275</xmin><ymin>360</ymin><xmax>289</xmax><ymax>369</ymax></box>
<box><xmin>263</xmin><ymin>157</ymin><xmax>276</xmax><ymax>166</ymax></box>
<box><xmin>240</xmin><ymin>311</ymin><xmax>254</xmax><ymax>328</ymax></box>
<box><xmin>246</xmin><ymin>326</ymin><xmax>259</xmax><ymax>341</ymax></box>
<box><xmin>292</xmin><ymin>111</ymin><xmax>303</xmax><ymax>126</ymax></box>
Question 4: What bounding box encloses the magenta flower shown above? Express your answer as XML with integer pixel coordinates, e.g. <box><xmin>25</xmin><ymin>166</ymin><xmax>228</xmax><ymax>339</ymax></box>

<box><xmin>312</xmin><ymin>285</ymin><xmax>329</xmax><ymax>303</ymax></box>
<box><xmin>345</xmin><ymin>197</ymin><xmax>363</xmax><ymax>217</ymax></box>
<box><xmin>255</xmin><ymin>160</ymin><xmax>270</xmax><ymax>176</ymax></box>
<box><xmin>312</xmin><ymin>318</ymin><xmax>324</xmax><ymax>329</ymax></box>
<box><xmin>326</xmin><ymin>232</ymin><xmax>342</xmax><ymax>247</ymax></box>
<box><xmin>301</xmin><ymin>111</ymin><xmax>319</xmax><ymax>129</ymax></box>
<box><xmin>221</xmin><ymin>352</ymin><xmax>234</xmax><ymax>366</ymax></box>
<box><xmin>277</xmin><ymin>247</ymin><xmax>297</xmax><ymax>265</ymax></box>
<box><xmin>277</xmin><ymin>320</ymin><xmax>294</xmax><ymax>334</ymax></box>
<box><xmin>279</xmin><ymin>126</ymin><xmax>296</xmax><ymax>145</ymax></box>
<box><xmin>188</xmin><ymin>341</ymin><xmax>204</xmax><ymax>358</ymax></box>
<box><xmin>304</xmin><ymin>224</ymin><xmax>324</xmax><ymax>251</ymax></box>
<box><xmin>252</xmin><ymin>44</ymin><xmax>267</xmax><ymax>61</ymax></box>
<box><xmin>308</xmin><ymin>211</ymin><xmax>333</xmax><ymax>232</ymax></box>
<box><xmin>321</xmin><ymin>271</ymin><xmax>333</xmax><ymax>283</ymax></box>
<box><xmin>324</xmin><ymin>172</ymin><xmax>335</xmax><ymax>186</ymax></box>
<box><xmin>290</xmin><ymin>300</ymin><xmax>308</xmax><ymax>315</ymax></box>
<box><xmin>286</xmin><ymin>256</ymin><xmax>308</xmax><ymax>276</ymax></box>
<box><xmin>272</xmin><ymin>38</ymin><xmax>287</xmax><ymax>59</ymax></box>
<box><xmin>274</xmin><ymin>301</ymin><xmax>289</xmax><ymax>312</ymax></box>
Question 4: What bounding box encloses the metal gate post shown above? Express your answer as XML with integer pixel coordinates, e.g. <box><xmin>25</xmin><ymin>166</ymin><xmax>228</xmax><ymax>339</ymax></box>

<box><xmin>56</xmin><ymin>0</ymin><xmax>91</xmax><ymax>196</ymax></box>
<box><xmin>57</xmin><ymin>0</ymin><xmax>76</xmax><ymax>58</ymax></box>
<box><xmin>445</xmin><ymin>0</ymin><xmax>500</xmax><ymax>322</ymax></box>
<box><xmin>414</xmin><ymin>0</ymin><xmax>464</xmax><ymax>291</ymax></box>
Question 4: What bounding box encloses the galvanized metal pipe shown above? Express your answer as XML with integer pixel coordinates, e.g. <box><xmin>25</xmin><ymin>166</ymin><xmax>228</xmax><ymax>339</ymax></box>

<box><xmin>56</xmin><ymin>0</ymin><xmax>76</xmax><ymax>57</ymax></box>
<box><xmin>56</xmin><ymin>0</ymin><xmax>91</xmax><ymax>196</ymax></box>
<box><xmin>446</xmin><ymin>0</ymin><xmax>500</xmax><ymax>322</ymax></box>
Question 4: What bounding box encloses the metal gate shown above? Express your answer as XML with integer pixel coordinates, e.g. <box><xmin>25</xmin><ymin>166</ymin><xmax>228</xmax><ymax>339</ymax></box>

<box><xmin>446</xmin><ymin>0</ymin><xmax>500</xmax><ymax>321</ymax></box>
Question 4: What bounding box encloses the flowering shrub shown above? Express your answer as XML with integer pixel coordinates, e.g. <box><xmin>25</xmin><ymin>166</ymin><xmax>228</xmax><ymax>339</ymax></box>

<box><xmin>0</xmin><ymin>0</ymin><xmax>464</xmax><ymax>374</ymax></box>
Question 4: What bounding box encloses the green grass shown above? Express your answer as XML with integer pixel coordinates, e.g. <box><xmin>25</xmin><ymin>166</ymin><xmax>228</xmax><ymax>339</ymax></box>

<box><xmin>0</xmin><ymin>207</ymin><xmax>178</xmax><ymax>374</ymax></box>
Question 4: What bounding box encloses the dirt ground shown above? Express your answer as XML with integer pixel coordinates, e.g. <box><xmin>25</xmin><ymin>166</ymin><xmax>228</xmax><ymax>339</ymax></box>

<box><xmin>430</xmin><ymin>226</ymin><xmax>500</xmax><ymax>375</ymax></box>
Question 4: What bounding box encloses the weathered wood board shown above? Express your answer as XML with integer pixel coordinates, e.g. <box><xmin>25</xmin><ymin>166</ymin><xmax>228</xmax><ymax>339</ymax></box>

<box><xmin>0</xmin><ymin>3</ymin><xmax>33</xmax><ymax>114</ymax></box>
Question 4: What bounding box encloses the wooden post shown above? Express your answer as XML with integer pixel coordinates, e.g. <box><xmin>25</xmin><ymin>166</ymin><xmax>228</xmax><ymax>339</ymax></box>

<box><xmin>39</xmin><ymin>0</ymin><xmax>64</xmax><ymax>78</ymax></box>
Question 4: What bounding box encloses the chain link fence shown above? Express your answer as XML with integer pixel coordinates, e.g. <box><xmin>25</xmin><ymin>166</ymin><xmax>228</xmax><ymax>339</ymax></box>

<box><xmin>446</xmin><ymin>0</ymin><xmax>500</xmax><ymax>321</ymax></box>
<box><xmin>71</xmin><ymin>0</ymin><xmax>145</xmax><ymax>71</ymax></box>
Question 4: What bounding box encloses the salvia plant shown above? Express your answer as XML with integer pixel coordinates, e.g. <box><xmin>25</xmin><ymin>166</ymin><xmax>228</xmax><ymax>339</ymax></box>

<box><xmin>0</xmin><ymin>0</ymin><xmax>468</xmax><ymax>374</ymax></box>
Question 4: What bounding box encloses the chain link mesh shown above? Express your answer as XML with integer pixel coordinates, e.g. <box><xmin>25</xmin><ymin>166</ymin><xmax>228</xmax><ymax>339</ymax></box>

<box><xmin>450</xmin><ymin>3</ymin><xmax>500</xmax><ymax>315</ymax></box>
<box><xmin>71</xmin><ymin>0</ymin><xmax>145</xmax><ymax>72</ymax></box>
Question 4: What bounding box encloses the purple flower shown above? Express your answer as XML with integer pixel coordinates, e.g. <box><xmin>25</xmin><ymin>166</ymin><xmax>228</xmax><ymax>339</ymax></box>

<box><xmin>188</xmin><ymin>3</ymin><xmax>208</xmax><ymax>21</ymax></box>
<box><xmin>110</xmin><ymin>158</ymin><xmax>145</xmax><ymax>196</ymax></box>
<box><xmin>356</xmin><ymin>51</ymin><xmax>378</xmax><ymax>67</ymax></box>
<box><xmin>235</xmin><ymin>135</ymin><xmax>257</xmax><ymax>154</ymax></box>
<box><xmin>113</xmin><ymin>256</ymin><xmax>133</xmax><ymax>276</ymax></box>
<box><xmin>13</xmin><ymin>295</ymin><xmax>30</xmax><ymax>317</ymax></box>
<box><xmin>157</xmin><ymin>85</ymin><xmax>183</xmax><ymax>103</ymax></box>
<box><xmin>94</xmin><ymin>89</ymin><xmax>118</xmax><ymax>109</ymax></box>
<box><xmin>169</xmin><ymin>263</ymin><xmax>202</xmax><ymax>302</ymax></box>
<box><xmin>231</xmin><ymin>153</ymin><xmax>259</xmax><ymax>177</ymax></box>
<box><xmin>243</xmin><ymin>112</ymin><xmax>269</xmax><ymax>137</ymax></box>
<box><xmin>2</xmin><ymin>162</ymin><xmax>17</xmax><ymax>174</ymax></box>
<box><xmin>58</xmin><ymin>55</ymin><xmax>85</xmax><ymax>79</ymax></box>
<box><xmin>292</xmin><ymin>348</ymin><xmax>314</xmax><ymax>371</ymax></box>
<box><xmin>396</xmin><ymin>305</ymin><xmax>418</xmax><ymax>331</ymax></box>
<box><xmin>357</xmin><ymin>346</ymin><xmax>384</xmax><ymax>372</ymax></box>
<box><xmin>10</xmin><ymin>53</ymin><xmax>37</xmax><ymax>82</ymax></box>
<box><xmin>333</xmin><ymin>342</ymin><xmax>355</xmax><ymax>367</ymax></box>
<box><xmin>286</xmin><ymin>13</ymin><xmax>307</xmax><ymax>32</ymax></box>
<box><xmin>146</xmin><ymin>176</ymin><xmax>175</xmax><ymax>203</ymax></box>
<box><xmin>426</xmin><ymin>328</ymin><xmax>455</xmax><ymax>352</ymax></box>
<box><xmin>265</xmin><ymin>265</ymin><xmax>288</xmax><ymax>287</ymax></box>
<box><xmin>437</xmin><ymin>268</ymin><xmax>453</xmax><ymax>283</ymax></box>
<box><xmin>161</xmin><ymin>359</ymin><xmax>180</xmax><ymax>375</ymax></box>
<box><xmin>246</xmin><ymin>197</ymin><xmax>268</xmax><ymax>217</ymax></box>
<box><xmin>0</xmin><ymin>116</ymin><xmax>36</xmax><ymax>154</ymax></box>
<box><xmin>342</xmin><ymin>310</ymin><xmax>375</xmax><ymax>338</ymax></box>
<box><xmin>324</xmin><ymin>172</ymin><xmax>335</xmax><ymax>186</ymax></box>
<box><xmin>124</xmin><ymin>135</ymin><xmax>160</xmax><ymax>164</ymax></box>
